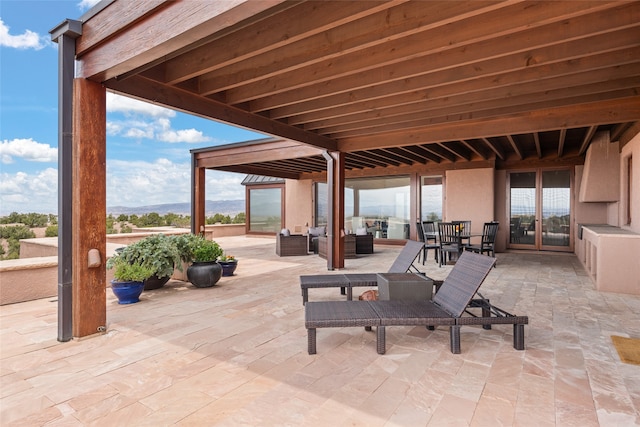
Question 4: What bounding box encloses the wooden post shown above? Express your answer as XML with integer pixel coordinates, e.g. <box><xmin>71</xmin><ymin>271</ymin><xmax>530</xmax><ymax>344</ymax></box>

<box><xmin>72</xmin><ymin>78</ymin><xmax>106</xmax><ymax>338</ymax></box>
<box><xmin>324</xmin><ymin>151</ymin><xmax>345</xmax><ymax>269</ymax></box>
<box><xmin>191</xmin><ymin>155</ymin><xmax>206</xmax><ymax>235</ymax></box>
<box><xmin>410</xmin><ymin>172</ymin><xmax>420</xmax><ymax>240</ymax></box>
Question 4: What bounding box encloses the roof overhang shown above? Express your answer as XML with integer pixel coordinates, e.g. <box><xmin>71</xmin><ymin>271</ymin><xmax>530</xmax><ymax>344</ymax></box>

<box><xmin>71</xmin><ymin>0</ymin><xmax>640</xmax><ymax>177</ymax></box>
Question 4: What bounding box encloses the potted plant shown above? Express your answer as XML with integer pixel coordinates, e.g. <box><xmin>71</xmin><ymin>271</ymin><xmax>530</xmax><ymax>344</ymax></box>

<box><xmin>117</xmin><ymin>234</ymin><xmax>182</xmax><ymax>290</ymax></box>
<box><xmin>175</xmin><ymin>234</ymin><xmax>224</xmax><ymax>288</ymax></box>
<box><xmin>107</xmin><ymin>256</ymin><xmax>154</xmax><ymax>304</ymax></box>
<box><xmin>218</xmin><ymin>253</ymin><xmax>238</xmax><ymax>276</ymax></box>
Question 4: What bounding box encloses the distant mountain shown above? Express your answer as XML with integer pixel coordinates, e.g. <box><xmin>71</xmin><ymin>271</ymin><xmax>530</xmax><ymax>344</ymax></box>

<box><xmin>107</xmin><ymin>199</ymin><xmax>245</xmax><ymax>216</ymax></box>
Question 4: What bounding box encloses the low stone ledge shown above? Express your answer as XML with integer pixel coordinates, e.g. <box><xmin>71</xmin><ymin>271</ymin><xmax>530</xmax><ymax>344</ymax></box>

<box><xmin>0</xmin><ymin>256</ymin><xmax>58</xmax><ymax>305</ymax></box>
<box><xmin>0</xmin><ymin>256</ymin><xmax>58</xmax><ymax>272</ymax></box>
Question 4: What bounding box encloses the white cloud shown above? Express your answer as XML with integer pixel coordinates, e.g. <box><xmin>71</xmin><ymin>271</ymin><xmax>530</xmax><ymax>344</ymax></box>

<box><xmin>107</xmin><ymin>93</ymin><xmax>175</xmax><ymax>118</ymax></box>
<box><xmin>0</xmin><ymin>169</ymin><xmax>58</xmax><ymax>215</ymax></box>
<box><xmin>0</xmin><ymin>138</ymin><xmax>57</xmax><ymax>164</ymax></box>
<box><xmin>78</xmin><ymin>0</ymin><xmax>103</xmax><ymax>11</ymax></box>
<box><xmin>106</xmin><ymin>158</ymin><xmax>244</xmax><ymax>207</ymax></box>
<box><xmin>158</xmin><ymin>128</ymin><xmax>211</xmax><ymax>144</ymax></box>
<box><xmin>0</xmin><ymin>160</ymin><xmax>245</xmax><ymax>215</ymax></box>
<box><xmin>205</xmin><ymin>171</ymin><xmax>245</xmax><ymax>200</ymax></box>
<box><xmin>106</xmin><ymin>93</ymin><xmax>211</xmax><ymax>144</ymax></box>
<box><xmin>0</xmin><ymin>18</ymin><xmax>47</xmax><ymax>50</ymax></box>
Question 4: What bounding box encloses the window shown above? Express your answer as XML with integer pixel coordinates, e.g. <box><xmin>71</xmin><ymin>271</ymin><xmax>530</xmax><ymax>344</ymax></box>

<box><xmin>248</xmin><ymin>187</ymin><xmax>282</xmax><ymax>233</ymax></box>
<box><xmin>315</xmin><ymin>176</ymin><xmax>411</xmax><ymax>239</ymax></box>
<box><xmin>421</xmin><ymin>176</ymin><xmax>443</xmax><ymax>221</ymax></box>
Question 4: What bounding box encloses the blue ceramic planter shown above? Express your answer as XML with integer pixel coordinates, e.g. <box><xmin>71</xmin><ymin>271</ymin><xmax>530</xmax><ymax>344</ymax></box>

<box><xmin>111</xmin><ymin>280</ymin><xmax>144</xmax><ymax>304</ymax></box>
<box><xmin>219</xmin><ymin>261</ymin><xmax>238</xmax><ymax>276</ymax></box>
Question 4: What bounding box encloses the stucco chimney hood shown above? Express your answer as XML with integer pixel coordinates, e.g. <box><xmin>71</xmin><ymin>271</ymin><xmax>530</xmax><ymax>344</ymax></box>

<box><xmin>579</xmin><ymin>131</ymin><xmax>619</xmax><ymax>203</ymax></box>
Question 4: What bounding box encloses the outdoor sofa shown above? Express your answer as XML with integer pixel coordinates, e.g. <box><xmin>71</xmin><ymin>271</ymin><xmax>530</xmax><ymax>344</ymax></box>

<box><xmin>304</xmin><ymin>251</ymin><xmax>528</xmax><ymax>354</ymax></box>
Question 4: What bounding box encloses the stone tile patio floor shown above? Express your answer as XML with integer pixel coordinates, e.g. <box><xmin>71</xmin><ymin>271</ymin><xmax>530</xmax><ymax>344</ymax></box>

<box><xmin>1</xmin><ymin>235</ymin><xmax>639</xmax><ymax>426</ymax></box>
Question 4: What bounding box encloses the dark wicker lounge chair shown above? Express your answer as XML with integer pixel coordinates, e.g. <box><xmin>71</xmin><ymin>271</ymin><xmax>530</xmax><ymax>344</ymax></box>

<box><xmin>305</xmin><ymin>251</ymin><xmax>528</xmax><ymax>354</ymax></box>
<box><xmin>300</xmin><ymin>239</ymin><xmax>424</xmax><ymax>304</ymax></box>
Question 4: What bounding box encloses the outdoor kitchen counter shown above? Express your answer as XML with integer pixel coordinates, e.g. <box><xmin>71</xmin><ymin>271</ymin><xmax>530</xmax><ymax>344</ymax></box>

<box><xmin>577</xmin><ymin>224</ymin><xmax>640</xmax><ymax>295</ymax></box>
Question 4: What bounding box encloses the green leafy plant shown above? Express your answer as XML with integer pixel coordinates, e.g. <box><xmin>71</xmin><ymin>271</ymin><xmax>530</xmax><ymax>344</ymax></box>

<box><xmin>218</xmin><ymin>254</ymin><xmax>236</xmax><ymax>262</ymax></box>
<box><xmin>192</xmin><ymin>238</ymin><xmax>223</xmax><ymax>262</ymax></box>
<box><xmin>111</xmin><ymin>234</ymin><xmax>182</xmax><ymax>278</ymax></box>
<box><xmin>172</xmin><ymin>233</ymin><xmax>223</xmax><ymax>263</ymax></box>
<box><xmin>109</xmin><ymin>256</ymin><xmax>154</xmax><ymax>282</ymax></box>
<box><xmin>172</xmin><ymin>233</ymin><xmax>201</xmax><ymax>264</ymax></box>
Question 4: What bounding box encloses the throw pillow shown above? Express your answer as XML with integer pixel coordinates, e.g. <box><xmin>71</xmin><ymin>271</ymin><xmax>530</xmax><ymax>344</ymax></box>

<box><xmin>280</xmin><ymin>228</ymin><xmax>290</xmax><ymax>236</ymax></box>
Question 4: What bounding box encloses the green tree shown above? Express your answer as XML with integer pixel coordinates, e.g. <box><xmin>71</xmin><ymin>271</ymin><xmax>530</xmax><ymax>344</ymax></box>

<box><xmin>129</xmin><ymin>214</ymin><xmax>140</xmax><ymax>226</ymax></box>
<box><xmin>1</xmin><ymin>212</ymin><xmax>22</xmax><ymax>224</ymax></box>
<box><xmin>106</xmin><ymin>216</ymin><xmax>117</xmax><ymax>234</ymax></box>
<box><xmin>22</xmin><ymin>213</ymin><xmax>49</xmax><ymax>227</ymax></box>
<box><xmin>0</xmin><ymin>225</ymin><xmax>34</xmax><ymax>260</ymax></box>
<box><xmin>138</xmin><ymin>212</ymin><xmax>162</xmax><ymax>227</ymax></box>
<box><xmin>117</xmin><ymin>214</ymin><xmax>129</xmax><ymax>222</ymax></box>
<box><xmin>232</xmin><ymin>212</ymin><xmax>246</xmax><ymax>224</ymax></box>
<box><xmin>207</xmin><ymin>213</ymin><xmax>232</xmax><ymax>224</ymax></box>
<box><xmin>0</xmin><ymin>225</ymin><xmax>35</xmax><ymax>240</ymax></box>
<box><xmin>45</xmin><ymin>225</ymin><xmax>59</xmax><ymax>237</ymax></box>
<box><xmin>164</xmin><ymin>213</ymin><xmax>180</xmax><ymax>226</ymax></box>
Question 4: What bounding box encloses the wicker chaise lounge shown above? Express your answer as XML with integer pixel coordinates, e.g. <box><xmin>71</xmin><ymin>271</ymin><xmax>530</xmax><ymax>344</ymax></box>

<box><xmin>300</xmin><ymin>240</ymin><xmax>424</xmax><ymax>304</ymax></box>
<box><xmin>305</xmin><ymin>251</ymin><xmax>528</xmax><ymax>354</ymax></box>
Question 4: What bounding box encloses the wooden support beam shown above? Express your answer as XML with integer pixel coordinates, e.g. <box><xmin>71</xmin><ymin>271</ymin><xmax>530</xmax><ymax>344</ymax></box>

<box><xmin>578</xmin><ymin>126</ymin><xmax>597</xmax><ymax>155</ymax></box>
<box><xmin>533</xmin><ymin>132</ymin><xmax>542</xmax><ymax>158</ymax></box>
<box><xmin>192</xmin><ymin>163</ymin><xmax>206</xmax><ymax>235</ymax></box>
<box><xmin>481</xmin><ymin>138</ymin><xmax>505</xmax><ymax>161</ymax></box>
<box><xmin>558</xmin><ymin>128</ymin><xmax>567</xmax><ymax>157</ymax></box>
<box><xmin>105</xmin><ymin>75</ymin><xmax>337</xmax><ymax>151</ymax></box>
<box><xmin>323</xmin><ymin>151</ymin><xmax>345</xmax><ymax>270</ymax></box>
<box><xmin>72</xmin><ymin>79</ymin><xmax>106</xmax><ymax>338</ymax></box>
<box><xmin>460</xmin><ymin>139</ymin><xmax>486</xmax><ymax>160</ymax></box>
<box><xmin>339</xmin><ymin>97</ymin><xmax>640</xmax><ymax>151</ymax></box>
<box><xmin>506</xmin><ymin>135</ymin><xmax>523</xmax><ymax>160</ymax></box>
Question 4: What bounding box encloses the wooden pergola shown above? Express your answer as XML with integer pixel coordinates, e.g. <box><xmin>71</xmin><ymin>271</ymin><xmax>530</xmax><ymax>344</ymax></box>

<box><xmin>51</xmin><ymin>1</ymin><xmax>640</xmax><ymax>339</ymax></box>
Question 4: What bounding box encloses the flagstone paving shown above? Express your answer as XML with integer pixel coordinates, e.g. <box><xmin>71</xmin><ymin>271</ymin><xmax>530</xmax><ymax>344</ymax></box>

<box><xmin>1</xmin><ymin>236</ymin><xmax>639</xmax><ymax>426</ymax></box>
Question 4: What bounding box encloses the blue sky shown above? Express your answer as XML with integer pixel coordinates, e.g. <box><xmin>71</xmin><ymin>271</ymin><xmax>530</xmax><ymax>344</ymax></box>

<box><xmin>0</xmin><ymin>0</ymin><xmax>265</xmax><ymax>216</ymax></box>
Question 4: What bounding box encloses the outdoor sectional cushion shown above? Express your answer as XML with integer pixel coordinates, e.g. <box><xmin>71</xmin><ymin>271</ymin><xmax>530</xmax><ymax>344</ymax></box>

<box><xmin>308</xmin><ymin>226</ymin><xmax>326</xmax><ymax>237</ymax></box>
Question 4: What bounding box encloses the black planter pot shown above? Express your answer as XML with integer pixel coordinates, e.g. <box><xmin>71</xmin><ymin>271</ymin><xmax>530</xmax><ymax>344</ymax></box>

<box><xmin>143</xmin><ymin>274</ymin><xmax>171</xmax><ymax>291</ymax></box>
<box><xmin>219</xmin><ymin>261</ymin><xmax>238</xmax><ymax>277</ymax></box>
<box><xmin>187</xmin><ymin>261</ymin><xmax>222</xmax><ymax>288</ymax></box>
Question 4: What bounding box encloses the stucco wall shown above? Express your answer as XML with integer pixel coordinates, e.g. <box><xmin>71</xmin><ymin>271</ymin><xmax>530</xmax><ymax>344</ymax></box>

<box><xmin>493</xmin><ymin>170</ymin><xmax>508</xmax><ymax>253</ymax></box>
<box><xmin>284</xmin><ymin>178</ymin><xmax>313</xmax><ymax>233</ymax></box>
<box><xmin>444</xmin><ymin>168</ymin><xmax>495</xmax><ymax>238</ymax></box>
<box><xmin>620</xmin><ymin>131</ymin><xmax>640</xmax><ymax>233</ymax></box>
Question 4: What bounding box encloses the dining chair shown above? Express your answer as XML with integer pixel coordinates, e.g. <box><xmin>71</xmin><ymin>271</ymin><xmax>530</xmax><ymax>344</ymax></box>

<box><xmin>452</xmin><ymin>220</ymin><xmax>472</xmax><ymax>247</ymax></box>
<box><xmin>437</xmin><ymin>222</ymin><xmax>462</xmax><ymax>267</ymax></box>
<box><xmin>420</xmin><ymin>221</ymin><xmax>439</xmax><ymax>265</ymax></box>
<box><xmin>466</xmin><ymin>221</ymin><xmax>499</xmax><ymax>258</ymax></box>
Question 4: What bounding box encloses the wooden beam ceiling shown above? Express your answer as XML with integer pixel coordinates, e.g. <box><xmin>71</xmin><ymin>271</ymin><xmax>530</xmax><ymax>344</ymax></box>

<box><xmin>77</xmin><ymin>0</ymin><xmax>640</xmax><ymax>175</ymax></box>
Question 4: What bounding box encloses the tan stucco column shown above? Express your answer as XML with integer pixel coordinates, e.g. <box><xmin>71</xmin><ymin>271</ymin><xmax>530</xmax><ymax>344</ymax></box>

<box><xmin>72</xmin><ymin>78</ymin><xmax>106</xmax><ymax>337</ymax></box>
